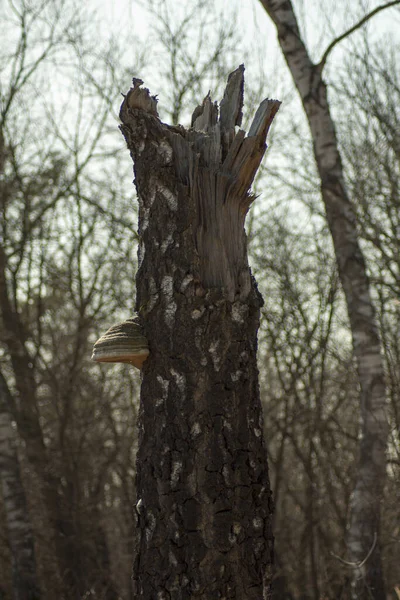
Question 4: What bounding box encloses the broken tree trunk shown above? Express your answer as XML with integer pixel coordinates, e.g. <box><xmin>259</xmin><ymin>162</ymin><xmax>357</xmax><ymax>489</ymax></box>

<box><xmin>119</xmin><ymin>66</ymin><xmax>280</xmax><ymax>598</ymax></box>
<box><xmin>259</xmin><ymin>1</ymin><xmax>389</xmax><ymax>598</ymax></box>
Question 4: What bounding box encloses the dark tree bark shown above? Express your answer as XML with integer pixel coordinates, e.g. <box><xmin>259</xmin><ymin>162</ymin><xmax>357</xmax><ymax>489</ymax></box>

<box><xmin>119</xmin><ymin>67</ymin><xmax>280</xmax><ymax>598</ymax></box>
<box><xmin>0</xmin><ymin>371</ymin><xmax>41</xmax><ymax>600</ymax></box>
<box><xmin>258</xmin><ymin>1</ymin><xmax>390</xmax><ymax>598</ymax></box>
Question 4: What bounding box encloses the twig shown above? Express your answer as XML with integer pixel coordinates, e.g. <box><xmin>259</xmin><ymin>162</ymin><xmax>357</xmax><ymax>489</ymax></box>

<box><xmin>330</xmin><ymin>532</ymin><xmax>377</xmax><ymax>569</ymax></box>
<box><xmin>318</xmin><ymin>1</ymin><xmax>400</xmax><ymax>73</ymax></box>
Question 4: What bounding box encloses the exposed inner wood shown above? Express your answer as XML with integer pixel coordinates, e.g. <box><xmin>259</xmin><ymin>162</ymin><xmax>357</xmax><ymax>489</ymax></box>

<box><xmin>121</xmin><ymin>66</ymin><xmax>280</xmax><ymax>302</ymax></box>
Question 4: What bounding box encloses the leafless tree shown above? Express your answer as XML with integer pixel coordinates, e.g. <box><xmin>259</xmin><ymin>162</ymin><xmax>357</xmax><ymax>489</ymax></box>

<box><xmin>257</xmin><ymin>1</ymin><xmax>400</xmax><ymax>597</ymax></box>
<box><xmin>0</xmin><ymin>0</ymin><xmax>142</xmax><ymax>597</ymax></box>
<box><xmin>0</xmin><ymin>370</ymin><xmax>40</xmax><ymax>600</ymax></box>
<box><xmin>143</xmin><ymin>0</ymin><xmax>244</xmax><ymax>125</ymax></box>
<box><xmin>115</xmin><ymin>66</ymin><xmax>279</xmax><ymax>598</ymax></box>
<box><xmin>337</xmin><ymin>39</ymin><xmax>400</xmax><ymax>595</ymax></box>
<box><xmin>1</xmin><ymin>0</ymin><xmax>399</xmax><ymax>598</ymax></box>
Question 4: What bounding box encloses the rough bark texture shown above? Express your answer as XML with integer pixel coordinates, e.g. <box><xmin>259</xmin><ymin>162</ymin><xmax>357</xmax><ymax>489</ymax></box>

<box><xmin>119</xmin><ymin>67</ymin><xmax>280</xmax><ymax>599</ymax></box>
<box><xmin>259</xmin><ymin>2</ymin><xmax>389</xmax><ymax>598</ymax></box>
<box><xmin>0</xmin><ymin>371</ymin><xmax>41</xmax><ymax>600</ymax></box>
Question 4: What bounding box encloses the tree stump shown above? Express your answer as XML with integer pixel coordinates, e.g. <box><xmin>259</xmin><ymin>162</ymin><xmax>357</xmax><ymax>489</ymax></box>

<box><xmin>119</xmin><ymin>65</ymin><xmax>280</xmax><ymax>599</ymax></box>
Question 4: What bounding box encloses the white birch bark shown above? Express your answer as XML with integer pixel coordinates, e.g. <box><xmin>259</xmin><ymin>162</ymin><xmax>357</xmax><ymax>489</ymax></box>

<box><xmin>259</xmin><ymin>1</ymin><xmax>389</xmax><ymax>598</ymax></box>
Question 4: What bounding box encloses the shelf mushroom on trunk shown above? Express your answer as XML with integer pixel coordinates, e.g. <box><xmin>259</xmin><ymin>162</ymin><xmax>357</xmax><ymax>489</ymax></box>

<box><xmin>91</xmin><ymin>316</ymin><xmax>149</xmax><ymax>370</ymax></box>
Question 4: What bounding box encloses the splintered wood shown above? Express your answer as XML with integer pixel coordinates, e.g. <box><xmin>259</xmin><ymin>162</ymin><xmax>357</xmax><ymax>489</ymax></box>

<box><xmin>121</xmin><ymin>65</ymin><xmax>280</xmax><ymax>301</ymax></box>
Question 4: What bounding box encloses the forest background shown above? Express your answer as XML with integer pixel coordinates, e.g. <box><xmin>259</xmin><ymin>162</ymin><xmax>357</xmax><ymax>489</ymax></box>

<box><xmin>0</xmin><ymin>0</ymin><xmax>399</xmax><ymax>598</ymax></box>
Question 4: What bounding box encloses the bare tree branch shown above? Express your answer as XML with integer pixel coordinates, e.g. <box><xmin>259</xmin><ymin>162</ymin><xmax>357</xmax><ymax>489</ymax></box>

<box><xmin>318</xmin><ymin>1</ymin><xmax>400</xmax><ymax>72</ymax></box>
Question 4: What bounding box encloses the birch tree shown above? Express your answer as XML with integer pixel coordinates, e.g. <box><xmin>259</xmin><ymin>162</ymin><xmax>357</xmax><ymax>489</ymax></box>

<box><xmin>257</xmin><ymin>1</ymin><xmax>399</xmax><ymax>598</ymax></box>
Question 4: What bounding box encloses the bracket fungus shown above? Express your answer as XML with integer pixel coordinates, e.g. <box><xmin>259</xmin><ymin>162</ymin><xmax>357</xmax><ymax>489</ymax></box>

<box><xmin>91</xmin><ymin>316</ymin><xmax>149</xmax><ymax>370</ymax></box>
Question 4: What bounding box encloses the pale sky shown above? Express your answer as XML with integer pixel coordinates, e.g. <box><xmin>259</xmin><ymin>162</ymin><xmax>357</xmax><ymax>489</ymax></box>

<box><xmin>88</xmin><ymin>0</ymin><xmax>400</xmax><ymax>123</ymax></box>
